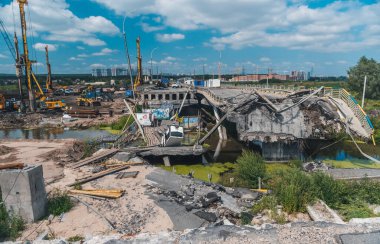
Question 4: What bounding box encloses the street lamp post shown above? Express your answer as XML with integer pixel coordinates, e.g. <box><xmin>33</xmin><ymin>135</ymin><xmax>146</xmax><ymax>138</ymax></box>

<box><xmin>150</xmin><ymin>47</ymin><xmax>158</xmax><ymax>82</ymax></box>
<box><xmin>122</xmin><ymin>15</ymin><xmax>135</xmax><ymax>100</ymax></box>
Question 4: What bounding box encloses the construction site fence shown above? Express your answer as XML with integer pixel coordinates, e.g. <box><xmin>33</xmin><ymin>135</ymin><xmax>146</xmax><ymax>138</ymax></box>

<box><xmin>199</xmin><ymin>85</ymin><xmax>374</xmax><ymax>137</ymax></box>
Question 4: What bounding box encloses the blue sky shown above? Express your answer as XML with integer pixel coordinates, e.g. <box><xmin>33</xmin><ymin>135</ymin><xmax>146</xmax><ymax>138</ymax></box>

<box><xmin>1</xmin><ymin>0</ymin><xmax>380</xmax><ymax>76</ymax></box>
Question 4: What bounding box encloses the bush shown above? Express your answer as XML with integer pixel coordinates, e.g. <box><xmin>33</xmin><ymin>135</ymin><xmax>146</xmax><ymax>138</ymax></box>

<box><xmin>236</xmin><ymin>151</ymin><xmax>266</xmax><ymax>188</ymax></box>
<box><xmin>48</xmin><ymin>189</ymin><xmax>74</xmax><ymax>216</ymax></box>
<box><xmin>269</xmin><ymin>169</ymin><xmax>318</xmax><ymax>213</ymax></box>
<box><xmin>0</xmin><ymin>203</ymin><xmax>25</xmax><ymax>241</ymax></box>
<box><xmin>311</xmin><ymin>172</ymin><xmax>348</xmax><ymax>208</ymax></box>
<box><xmin>82</xmin><ymin>139</ymin><xmax>99</xmax><ymax>159</ymax></box>
<box><xmin>337</xmin><ymin>200</ymin><xmax>374</xmax><ymax>220</ymax></box>
<box><xmin>252</xmin><ymin>195</ymin><xmax>277</xmax><ymax>214</ymax></box>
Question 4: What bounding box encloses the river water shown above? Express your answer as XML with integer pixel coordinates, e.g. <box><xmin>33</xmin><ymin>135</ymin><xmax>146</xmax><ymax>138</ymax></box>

<box><xmin>0</xmin><ymin>127</ymin><xmax>379</xmax><ymax>165</ymax></box>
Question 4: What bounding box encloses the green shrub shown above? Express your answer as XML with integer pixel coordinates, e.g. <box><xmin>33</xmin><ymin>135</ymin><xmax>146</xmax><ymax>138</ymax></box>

<box><xmin>311</xmin><ymin>172</ymin><xmax>349</xmax><ymax>208</ymax></box>
<box><xmin>270</xmin><ymin>169</ymin><xmax>317</xmax><ymax>213</ymax></box>
<box><xmin>236</xmin><ymin>151</ymin><xmax>266</xmax><ymax>188</ymax></box>
<box><xmin>67</xmin><ymin>235</ymin><xmax>84</xmax><ymax>242</ymax></box>
<box><xmin>48</xmin><ymin>189</ymin><xmax>74</xmax><ymax>216</ymax></box>
<box><xmin>337</xmin><ymin>200</ymin><xmax>374</xmax><ymax>221</ymax></box>
<box><xmin>0</xmin><ymin>203</ymin><xmax>25</xmax><ymax>241</ymax></box>
<box><xmin>82</xmin><ymin>139</ymin><xmax>99</xmax><ymax>159</ymax></box>
<box><xmin>252</xmin><ymin>195</ymin><xmax>277</xmax><ymax>214</ymax></box>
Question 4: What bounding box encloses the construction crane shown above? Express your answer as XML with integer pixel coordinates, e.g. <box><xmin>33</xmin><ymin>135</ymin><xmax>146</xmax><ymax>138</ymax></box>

<box><xmin>0</xmin><ymin>17</ymin><xmax>24</xmax><ymax>108</ymax></box>
<box><xmin>134</xmin><ymin>37</ymin><xmax>143</xmax><ymax>90</ymax></box>
<box><xmin>45</xmin><ymin>45</ymin><xmax>52</xmax><ymax>91</ymax></box>
<box><xmin>16</xmin><ymin>0</ymin><xmax>65</xmax><ymax>111</ymax></box>
<box><xmin>17</xmin><ymin>0</ymin><xmax>36</xmax><ymax>112</ymax></box>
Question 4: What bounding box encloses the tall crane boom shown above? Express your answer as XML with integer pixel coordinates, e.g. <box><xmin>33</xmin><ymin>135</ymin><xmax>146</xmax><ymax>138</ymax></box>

<box><xmin>135</xmin><ymin>37</ymin><xmax>143</xmax><ymax>88</ymax></box>
<box><xmin>45</xmin><ymin>45</ymin><xmax>52</xmax><ymax>90</ymax></box>
<box><xmin>17</xmin><ymin>0</ymin><xmax>35</xmax><ymax>112</ymax></box>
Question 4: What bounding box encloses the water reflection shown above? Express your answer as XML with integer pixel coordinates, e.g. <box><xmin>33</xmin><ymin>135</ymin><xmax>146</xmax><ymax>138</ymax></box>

<box><xmin>0</xmin><ymin>127</ymin><xmax>112</xmax><ymax>140</ymax></box>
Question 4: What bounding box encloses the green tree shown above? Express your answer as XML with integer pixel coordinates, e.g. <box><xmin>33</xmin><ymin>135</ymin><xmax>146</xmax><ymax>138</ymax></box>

<box><xmin>236</xmin><ymin>151</ymin><xmax>266</xmax><ymax>188</ymax></box>
<box><xmin>348</xmin><ymin>56</ymin><xmax>380</xmax><ymax>99</ymax></box>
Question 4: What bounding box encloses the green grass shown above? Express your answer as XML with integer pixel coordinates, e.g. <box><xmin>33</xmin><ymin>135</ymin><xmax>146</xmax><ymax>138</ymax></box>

<box><xmin>266</xmin><ymin>163</ymin><xmax>292</xmax><ymax>175</ymax></box>
<box><xmin>48</xmin><ymin>189</ymin><xmax>74</xmax><ymax>216</ymax></box>
<box><xmin>98</xmin><ymin>115</ymin><xmax>135</xmax><ymax>132</ymax></box>
<box><xmin>0</xmin><ymin>202</ymin><xmax>25</xmax><ymax>241</ymax></box>
<box><xmin>160</xmin><ymin>162</ymin><xmax>236</xmax><ymax>183</ymax></box>
<box><xmin>324</xmin><ymin>159</ymin><xmax>380</xmax><ymax>169</ymax></box>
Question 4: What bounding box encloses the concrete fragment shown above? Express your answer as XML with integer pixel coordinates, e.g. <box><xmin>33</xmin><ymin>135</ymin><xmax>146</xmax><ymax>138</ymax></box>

<box><xmin>194</xmin><ymin>211</ymin><xmax>217</xmax><ymax>222</ymax></box>
<box><xmin>112</xmin><ymin>152</ymin><xmax>132</xmax><ymax>162</ymax></box>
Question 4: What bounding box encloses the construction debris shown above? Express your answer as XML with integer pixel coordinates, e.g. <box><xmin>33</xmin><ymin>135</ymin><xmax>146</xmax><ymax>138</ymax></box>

<box><xmin>0</xmin><ymin>162</ymin><xmax>24</xmax><ymax>170</ymax></box>
<box><xmin>0</xmin><ymin>145</ymin><xmax>13</xmax><ymax>156</ymax></box>
<box><xmin>115</xmin><ymin>171</ymin><xmax>139</xmax><ymax>179</ymax></box>
<box><xmin>68</xmin><ymin>189</ymin><xmax>125</xmax><ymax>199</ymax></box>
<box><xmin>67</xmin><ymin>165</ymin><xmax>130</xmax><ymax>186</ymax></box>
<box><xmin>71</xmin><ymin>148</ymin><xmax>119</xmax><ymax>169</ymax></box>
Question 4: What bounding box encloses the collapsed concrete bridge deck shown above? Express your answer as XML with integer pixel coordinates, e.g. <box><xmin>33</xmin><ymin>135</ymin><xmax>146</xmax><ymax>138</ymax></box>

<box><xmin>196</xmin><ymin>85</ymin><xmax>374</xmax><ymax>144</ymax></box>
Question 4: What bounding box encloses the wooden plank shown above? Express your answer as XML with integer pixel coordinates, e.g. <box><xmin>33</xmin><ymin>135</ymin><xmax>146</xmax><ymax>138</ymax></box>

<box><xmin>68</xmin><ymin>189</ymin><xmax>124</xmax><ymax>198</ymax></box>
<box><xmin>0</xmin><ymin>163</ymin><xmax>24</xmax><ymax>170</ymax></box>
<box><xmin>71</xmin><ymin>149</ymin><xmax>119</xmax><ymax>169</ymax></box>
<box><xmin>67</xmin><ymin>165</ymin><xmax>130</xmax><ymax>186</ymax></box>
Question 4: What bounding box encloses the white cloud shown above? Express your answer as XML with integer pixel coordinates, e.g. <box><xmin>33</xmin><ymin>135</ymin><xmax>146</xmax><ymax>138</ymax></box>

<box><xmin>93</xmin><ymin>0</ymin><xmax>380</xmax><ymax>52</ymax></box>
<box><xmin>69</xmin><ymin>57</ymin><xmax>83</xmax><ymax>61</ymax></box>
<box><xmin>156</xmin><ymin>33</ymin><xmax>185</xmax><ymax>43</ymax></box>
<box><xmin>0</xmin><ymin>54</ymin><xmax>8</xmax><ymax>59</ymax></box>
<box><xmin>193</xmin><ymin>57</ymin><xmax>207</xmax><ymax>62</ymax></box>
<box><xmin>0</xmin><ymin>0</ymin><xmax>119</xmax><ymax>47</ymax></box>
<box><xmin>140</xmin><ymin>22</ymin><xmax>165</xmax><ymax>32</ymax></box>
<box><xmin>92</xmin><ymin>48</ymin><xmax>117</xmax><ymax>56</ymax></box>
<box><xmin>33</xmin><ymin>43</ymin><xmax>58</xmax><ymax>52</ymax></box>
<box><xmin>77</xmin><ymin>46</ymin><xmax>85</xmax><ymax>50</ymax></box>
<box><xmin>77</xmin><ymin>54</ymin><xmax>89</xmax><ymax>58</ymax></box>
<box><xmin>260</xmin><ymin>57</ymin><xmax>271</xmax><ymax>63</ymax></box>
<box><xmin>90</xmin><ymin>63</ymin><xmax>106</xmax><ymax>68</ymax></box>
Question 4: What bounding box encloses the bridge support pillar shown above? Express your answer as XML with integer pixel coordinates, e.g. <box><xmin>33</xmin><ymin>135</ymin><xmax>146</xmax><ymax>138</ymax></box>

<box><xmin>213</xmin><ymin>106</ymin><xmax>227</xmax><ymax>141</ymax></box>
<box><xmin>163</xmin><ymin>156</ymin><xmax>171</xmax><ymax>167</ymax></box>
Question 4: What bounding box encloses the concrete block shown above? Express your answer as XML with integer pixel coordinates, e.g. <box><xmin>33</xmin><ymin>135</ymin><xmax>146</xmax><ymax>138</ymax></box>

<box><xmin>0</xmin><ymin>165</ymin><xmax>47</xmax><ymax>222</ymax></box>
<box><xmin>112</xmin><ymin>152</ymin><xmax>132</xmax><ymax>162</ymax></box>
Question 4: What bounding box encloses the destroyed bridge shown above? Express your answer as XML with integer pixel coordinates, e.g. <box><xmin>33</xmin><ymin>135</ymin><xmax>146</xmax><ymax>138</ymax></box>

<box><xmin>138</xmin><ymin>85</ymin><xmax>375</xmax><ymax>161</ymax></box>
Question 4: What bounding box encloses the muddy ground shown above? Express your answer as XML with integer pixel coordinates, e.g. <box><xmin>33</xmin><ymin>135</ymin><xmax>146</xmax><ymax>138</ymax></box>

<box><xmin>0</xmin><ymin>93</ymin><xmax>126</xmax><ymax>130</ymax></box>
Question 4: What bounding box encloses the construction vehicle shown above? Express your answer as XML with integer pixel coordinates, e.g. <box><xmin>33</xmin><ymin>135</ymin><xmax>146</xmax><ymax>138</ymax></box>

<box><xmin>0</xmin><ymin>94</ymin><xmax>5</xmax><ymax>110</ymax></box>
<box><xmin>15</xmin><ymin>0</ymin><xmax>65</xmax><ymax>111</ymax></box>
<box><xmin>76</xmin><ymin>97</ymin><xmax>101</xmax><ymax>107</ymax></box>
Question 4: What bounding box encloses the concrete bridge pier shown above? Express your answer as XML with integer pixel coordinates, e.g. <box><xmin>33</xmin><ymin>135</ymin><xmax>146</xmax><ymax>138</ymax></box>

<box><xmin>213</xmin><ymin>107</ymin><xmax>227</xmax><ymax>141</ymax></box>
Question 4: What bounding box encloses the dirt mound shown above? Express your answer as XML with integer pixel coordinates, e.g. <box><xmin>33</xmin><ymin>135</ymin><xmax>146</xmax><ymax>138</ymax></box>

<box><xmin>0</xmin><ymin>145</ymin><xmax>13</xmax><ymax>156</ymax></box>
<box><xmin>42</xmin><ymin>140</ymin><xmax>85</xmax><ymax>165</ymax></box>
<box><xmin>0</xmin><ymin>113</ymin><xmax>43</xmax><ymax>129</ymax></box>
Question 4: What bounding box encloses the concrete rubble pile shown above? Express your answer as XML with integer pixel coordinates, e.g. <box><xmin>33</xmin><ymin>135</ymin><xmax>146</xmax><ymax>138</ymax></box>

<box><xmin>146</xmin><ymin>173</ymin><xmax>260</xmax><ymax>226</ymax></box>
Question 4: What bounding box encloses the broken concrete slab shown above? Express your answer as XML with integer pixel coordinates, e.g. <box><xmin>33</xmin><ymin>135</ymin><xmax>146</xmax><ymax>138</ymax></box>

<box><xmin>194</xmin><ymin>211</ymin><xmax>217</xmax><ymax>222</ymax></box>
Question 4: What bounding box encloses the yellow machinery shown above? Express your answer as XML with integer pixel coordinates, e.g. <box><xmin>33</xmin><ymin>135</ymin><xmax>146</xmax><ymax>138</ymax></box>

<box><xmin>17</xmin><ymin>0</ymin><xmax>35</xmax><ymax>112</ymax></box>
<box><xmin>17</xmin><ymin>0</ymin><xmax>64</xmax><ymax>110</ymax></box>
<box><xmin>76</xmin><ymin>97</ymin><xmax>101</xmax><ymax>107</ymax></box>
<box><xmin>0</xmin><ymin>94</ymin><xmax>5</xmax><ymax>110</ymax></box>
<box><xmin>45</xmin><ymin>45</ymin><xmax>53</xmax><ymax>91</ymax></box>
<box><xmin>134</xmin><ymin>37</ymin><xmax>143</xmax><ymax>90</ymax></box>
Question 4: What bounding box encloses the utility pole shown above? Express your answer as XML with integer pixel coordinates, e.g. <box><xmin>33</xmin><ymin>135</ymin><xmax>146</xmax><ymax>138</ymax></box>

<box><xmin>45</xmin><ymin>45</ymin><xmax>52</xmax><ymax>90</ymax></box>
<box><xmin>202</xmin><ymin>64</ymin><xmax>205</xmax><ymax>81</ymax></box>
<box><xmin>362</xmin><ymin>75</ymin><xmax>367</xmax><ymax>108</ymax></box>
<box><xmin>17</xmin><ymin>0</ymin><xmax>35</xmax><ymax>112</ymax></box>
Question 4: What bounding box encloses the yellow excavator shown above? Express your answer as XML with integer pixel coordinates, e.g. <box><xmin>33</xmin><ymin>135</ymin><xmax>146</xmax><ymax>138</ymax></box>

<box><xmin>0</xmin><ymin>94</ymin><xmax>5</xmax><ymax>110</ymax></box>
